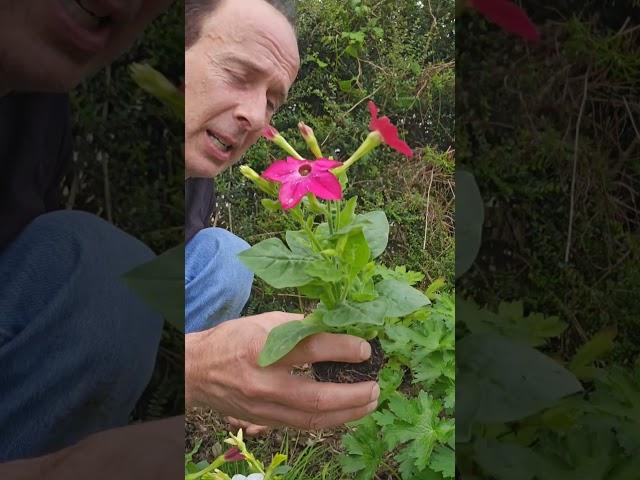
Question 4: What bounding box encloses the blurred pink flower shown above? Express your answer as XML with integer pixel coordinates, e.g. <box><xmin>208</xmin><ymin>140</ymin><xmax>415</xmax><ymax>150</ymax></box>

<box><xmin>368</xmin><ymin>101</ymin><xmax>413</xmax><ymax>158</ymax></box>
<box><xmin>469</xmin><ymin>0</ymin><xmax>540</xmax><ymax>42</ymax></box>
<box><xmin>262</xmin><ymin>125</ymin><xmax>279</xmax><ymax>140</ymax></box>
<box><xmin>262</xmin><ymin>157</ymin><xmax>343</xmax><ymax>209</ymax></box>
<box><xmin>224</xmin><ymin>447</ymin><xmax>245</xmax><ymax>462</ymax></box>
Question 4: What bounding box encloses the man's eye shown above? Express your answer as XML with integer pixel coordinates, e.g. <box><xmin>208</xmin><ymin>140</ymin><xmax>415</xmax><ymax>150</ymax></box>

<box><xmin>267</xmin><ymin>99</ymin><xmax>276</xmax><ymax>112</ymax></box>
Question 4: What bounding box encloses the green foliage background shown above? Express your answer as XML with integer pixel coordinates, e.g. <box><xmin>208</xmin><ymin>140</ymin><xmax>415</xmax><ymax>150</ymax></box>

<box><xmin>66</xmin><ymin>1</ymin><xmax>185</xmax><ymax>419</ymax></box>
<box><xmin>215</xmin><ymin>0</ymin><xmax>455</xmax><ymax>317</ymax></box>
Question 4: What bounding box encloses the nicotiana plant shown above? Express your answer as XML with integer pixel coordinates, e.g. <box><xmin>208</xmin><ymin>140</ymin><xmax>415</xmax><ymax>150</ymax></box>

<box><xmin>237</xmin><ymin>101</ymin><xmax>430</xmax><ymax>373</ymax></box>
<box><xmin>185</xmin><ymin>429</ymin><xmax>287</xmax><ymax>480</ymax></box>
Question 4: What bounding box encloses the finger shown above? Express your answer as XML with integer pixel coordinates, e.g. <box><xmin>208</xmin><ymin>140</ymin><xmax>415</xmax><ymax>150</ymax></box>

<box><xmin>265</xmin><ymin>376</ymin><xmax>380</xmax><ymax>413</ymax></box>
<box><xmin>278</xmin><ymin>333</ymin><xmax>371</xmax><ymax>366</ymax></box>
<box><xmin>246</xmin><ymin>424</ymin><xmax>270</xmax><ymax>436</ymax></box>
<box><xmin>250</xmin><ymin>398</ymin><xmax>380</xmax><ymax>430</ymax></box>
<box><xmin>223</xmin><ymin>416</ymin><xmax>270</xmax><ymax>437</ymax></box>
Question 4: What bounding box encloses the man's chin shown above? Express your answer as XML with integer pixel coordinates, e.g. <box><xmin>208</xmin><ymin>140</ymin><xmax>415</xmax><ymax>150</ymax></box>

<box><xmin>185</xmin><ymin>157</ymin><xmax>231</xmax><ymax>179</ymax></box>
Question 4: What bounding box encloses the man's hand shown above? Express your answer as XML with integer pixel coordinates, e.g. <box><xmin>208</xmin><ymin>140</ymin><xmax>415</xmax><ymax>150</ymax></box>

<box><xmin>185</xmin><ymin>312</ymin><xmax>380</xmax><ymax>430</ymax></box>
<box><xmin>1</xmin><ymin>417</ymin><xmax>183</xmax><ymax>479</ymax></box>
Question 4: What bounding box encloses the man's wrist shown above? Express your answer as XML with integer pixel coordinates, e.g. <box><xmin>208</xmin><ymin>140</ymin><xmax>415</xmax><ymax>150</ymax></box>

<box><xmin>185</xmin><ymin>331</ymin><xmax>205</xmax><ymax>408</ymax></box>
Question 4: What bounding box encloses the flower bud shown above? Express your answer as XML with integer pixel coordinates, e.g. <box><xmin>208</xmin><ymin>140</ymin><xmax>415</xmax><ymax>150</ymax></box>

<box><xmin>224</xmin><ymin>447</ymin><xmax>245</xmax><ymax>462</ymax></box>
<box><xmin>261</xmin><ymin>125</ymin><xmax>303</xmax><ymax>160</ymax></box>
<box><xmin>298</xmin><ymin>122</ymin><xmax>323</xmax><ymax>159</ymax></box>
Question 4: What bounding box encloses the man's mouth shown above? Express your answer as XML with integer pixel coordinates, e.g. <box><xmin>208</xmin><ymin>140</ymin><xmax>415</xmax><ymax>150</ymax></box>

<box><xmin>206</xmin><ymin>130</ymin><xmax>233</xmax><ymax>153</ymax></box>
<box><xmin>60</xmin><ymin>0</ymin><xmax>111</xmax><ymax>30</ymax></box>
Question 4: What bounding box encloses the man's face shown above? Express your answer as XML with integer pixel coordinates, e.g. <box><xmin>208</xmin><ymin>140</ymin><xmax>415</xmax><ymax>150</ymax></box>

<box><xmin>0</xmin><ymin>0</ymin><xmax>173</xmax><ymax>93</ymax></box>
<box><xmin>184</xmin><ymin>0</ymin><xmax>300</xmax><ymax>178</ymax></box>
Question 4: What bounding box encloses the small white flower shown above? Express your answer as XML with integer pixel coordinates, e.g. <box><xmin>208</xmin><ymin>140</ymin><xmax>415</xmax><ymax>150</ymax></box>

<box><xmin>230</xmin><ymin>474</ymin><xmax>264</xmax><ymax>480</ymax></box>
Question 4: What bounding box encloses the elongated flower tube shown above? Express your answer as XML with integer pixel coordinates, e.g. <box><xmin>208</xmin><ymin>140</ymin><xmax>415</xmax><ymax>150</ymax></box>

<box><xmin>298</xmin><ymin>122</ymin><xmax>323</xmax><ymax>159</ymax></box>
<box><xmin>262</xmin><ymin>126</ymin><xmax>303</xmax><ymax>160</ymax></box>
<box><xmin>333</xmin><ymin>101</ymin><xmax>413</xmax><ymax>175</ymax></box>
<box><xmin>262</xmin><ymin>157</ymin><xmax>343</xmax><ymax>209</ymax></box>
<box><xmin>129</xmin><ymin>63</ymin><xmax>184</xmax><ymax>121</ymax></box>
<box><xmin>239</xmin><ymin>165</ymin><xmax>277</xmax><ymax>196</ymax></box>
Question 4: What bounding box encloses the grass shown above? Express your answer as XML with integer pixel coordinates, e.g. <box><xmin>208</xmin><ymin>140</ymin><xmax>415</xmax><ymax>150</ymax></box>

<box><xmin>457</xmin><ymin>10</ymin><xmax>640</xmax><ymax>361</ymax></box>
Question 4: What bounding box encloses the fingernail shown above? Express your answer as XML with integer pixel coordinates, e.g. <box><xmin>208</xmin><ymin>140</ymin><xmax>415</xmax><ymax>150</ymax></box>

<box><xmin>360</xmin><ymin>341</ymin><xmax>371</xmax><ymax>360</ymax></box>
<box><xmin>370</xmin><ymin>383</ymin><xmax>380</xmax><ymax>402</ymax></box>
<box><xmin>367</xmin><ymin>400</ymin><xmax>378</xmax><ymax>413</ymax></box>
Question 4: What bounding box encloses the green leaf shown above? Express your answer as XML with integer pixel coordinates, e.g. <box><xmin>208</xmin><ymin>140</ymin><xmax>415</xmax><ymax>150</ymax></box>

<box><xmin>258</xmin><ymin>317</ymin><xmax>323</xmax><ymax>367</ymax></box>
<box><xmin>238</xmin><ymin>238</ymin><xmax>317</xmax><ymax>288</ymax></box>
<box><xmin>458</xmin><ymin>299</ymin><xmax>567</xmax><ymax>347</ymax></box>
<box><xmin>338</xmin><ymin>197</ymin><xmax>358</xmax><ymax>228</ymax></box>
<box><xmin>569</xmin><ymin>326</ymin><xmax>616</xmax><ymax>380</ymax></box>
<box><xmin>340</xmin><ymin>416</ymin><xmax>386</xmax><ymax>480</ymax></box>
<box><xmin>123</xmin><ymin>243</ymin><xmax>184</xmax><ymax>332</ymax></box>
<box><xmin>338</xmin><ymin>79</ymin><xmax>353</xmax><ymax>92</ymax></box>
<box><xmin>430</xmin><ymin>445</ymin><xmax>455</xmax><ymax>478</ymax></box>
<box><xmin>304</xmin><ymin>259</ymin><xmax>343</xmax><ymax>283</ymax></box>
<box><xmin>357</xmin><ymin>211</ymin><xmax>389</xmax><ymax>258</ymax></box>
<box><xmin>285</xmin><ymin>230</ymin><xmax>314</xmax><ymax>256</ymax></box>
<box><xmin>342</xmin><ymin>229</ymin><xmax>370</xmax><ymax>273</ymax></box>
<box><xmin>375</xmin><ymin>392</ymin><xmax>454</xmax><ymax>476</ymax></box>
<box><xmin>457</xmin><ymin>333</ymin><xmax>583</xmax><ymax>431</ymax></box>
<box><xmin>376</xmin><ymin>279</ymin><xmax>430</xmax><ymax>317</ymax></box>
<box><xmin>456</xmin><ymin>170</ymin><xmax>484</xmax><ymax>278</ymax></box>
<box><xmin>261</xmin><ymin>198</ymin><xmax>281</xmax><ymax>212</ymax></box>
<box><xmin>322</xmin><ymin>297</ymin><xmax>388</xmax><ymax>328</ymax></box>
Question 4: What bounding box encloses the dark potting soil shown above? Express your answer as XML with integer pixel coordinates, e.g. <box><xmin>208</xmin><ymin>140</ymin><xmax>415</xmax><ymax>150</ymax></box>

<box><xmin>312</xmin><ymin>338</ymin><xmax>385</xmax><ymax>383</ymax></box>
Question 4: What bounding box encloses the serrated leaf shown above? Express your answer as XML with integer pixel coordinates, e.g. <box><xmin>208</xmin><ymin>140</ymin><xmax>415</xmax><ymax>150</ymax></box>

<box><xmin>340</xmin><ymin>416</ymin><xmax>385</xmax><ymax>479</ymax></box>
<box><xmin>430</xmin><ymin>445</ymin><xmax>455</xmax><ymax>478</ymax></box>
<box><xmin>569</xmin><ymin>326</ymin><xmax>616</xmax><ymax>380</ymax></box>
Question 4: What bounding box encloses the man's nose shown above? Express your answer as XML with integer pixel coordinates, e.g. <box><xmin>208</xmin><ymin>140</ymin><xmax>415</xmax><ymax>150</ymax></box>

<box><xmin>234</xmin><ymin>90</ymin><xmax>268</xmax><ymax>132</ymax></box>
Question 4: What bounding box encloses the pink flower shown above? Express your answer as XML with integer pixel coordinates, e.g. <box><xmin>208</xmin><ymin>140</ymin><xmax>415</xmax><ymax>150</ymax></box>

<box><xmin>367</xmin><ymin>101</ymin><xmax>413</xmax><ymax>158</ymax></box>
<box><xmin>262</xmin><ymin>157</ymin><xmax>343</xmax><ymax>210</ymax></box>
<box><xmin>224</xmin><ymin>447</ymin><xmax>245</xmax><ymax>462</ymax></box>
<box><xmin>469</xmin><ymin>0</ymin><xmax>540</xmax><ymax>42</ymax></box>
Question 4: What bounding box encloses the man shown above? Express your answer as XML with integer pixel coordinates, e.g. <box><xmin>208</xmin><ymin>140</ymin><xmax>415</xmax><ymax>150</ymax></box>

<box><xmin>0</xmin><ymin>0</ymin><xmax>180</xmax><ymax>469</ymax></box>
<box><xmin>184</xmin><ymin>0</ymin><xmax>380</xmax><ymax>432</ymax></box>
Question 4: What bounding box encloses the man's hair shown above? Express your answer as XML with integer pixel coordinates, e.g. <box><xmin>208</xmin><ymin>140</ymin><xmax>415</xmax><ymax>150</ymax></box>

<box><xmin>185</xmin><ymin>0</ymin><xmax>296</xmax><ymax>48</ymax></box>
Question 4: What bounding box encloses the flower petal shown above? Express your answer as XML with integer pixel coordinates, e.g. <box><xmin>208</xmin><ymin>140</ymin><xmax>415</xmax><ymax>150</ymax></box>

<box><xmin>469</xmin><ymin>0</ymin><xmax>540</xmax><ymax>42</ymax></box>
<box><xmin>371</xmin><ymin>116</ymin><xmax>413</xmax><ymax>157</ymax></box>
<box><xmin>262</xmin><ymin>125</ymin><xmax>279</xmax><ymax>139</ymax></box>
<box><xmin>262</xmin><ymin>157</ymin><xmax>304</xmax><ymax>182</ymax></box>
<box><xmin>313</xmin><ymin>158</ymin><xmax>342</xmax><ymax>170</ymax></box>
<box><xmin>367</xmin><ymin>100</ymin><xmax>380</xmax><ymax>131</ymax></box>
<box><xmin>308</xmin><ymin>171</ymin><xmax>343</xmax><ymax>201</ymax></box>
<box><xmin>278</xmin><ymin>178</ymin><xmax>309</xmax><ymax>209</ymax></box>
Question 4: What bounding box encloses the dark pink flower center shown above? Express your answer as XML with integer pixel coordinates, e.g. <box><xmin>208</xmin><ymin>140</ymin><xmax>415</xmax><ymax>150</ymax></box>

<box><xmin>298</xmin><ymin>164</ymin><xmax>312</xmax><ymax>176</ymax></box>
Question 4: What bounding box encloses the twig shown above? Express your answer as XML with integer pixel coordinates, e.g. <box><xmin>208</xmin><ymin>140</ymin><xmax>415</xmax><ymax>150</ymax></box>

<box><xmin>101</xmin><ymin>152</ymin><xmax>112</xmax><ymax>223</ymax></box>
<box><xmin>622</xmin><ymin>96</ymin><xmax>640</xmax><ymax>141</ymax></box>
<box><xmin>423</xmin><ymin>168</ymin><xmax>434</xmax><ymax>250</ymax></box>
<box><xmin>564</xmin><ymin>67</ymin><xmax>590</xmax><ymax>264</ymax></box>
<box><xmin>320</xmin><ymin>85</ymin><xmax>383</xmax><ymax>147</ymax></box>
<box><xmin>102</xmin><ymin>66</ymin><xmax>113</xmax><ymax>223</ymax></box>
